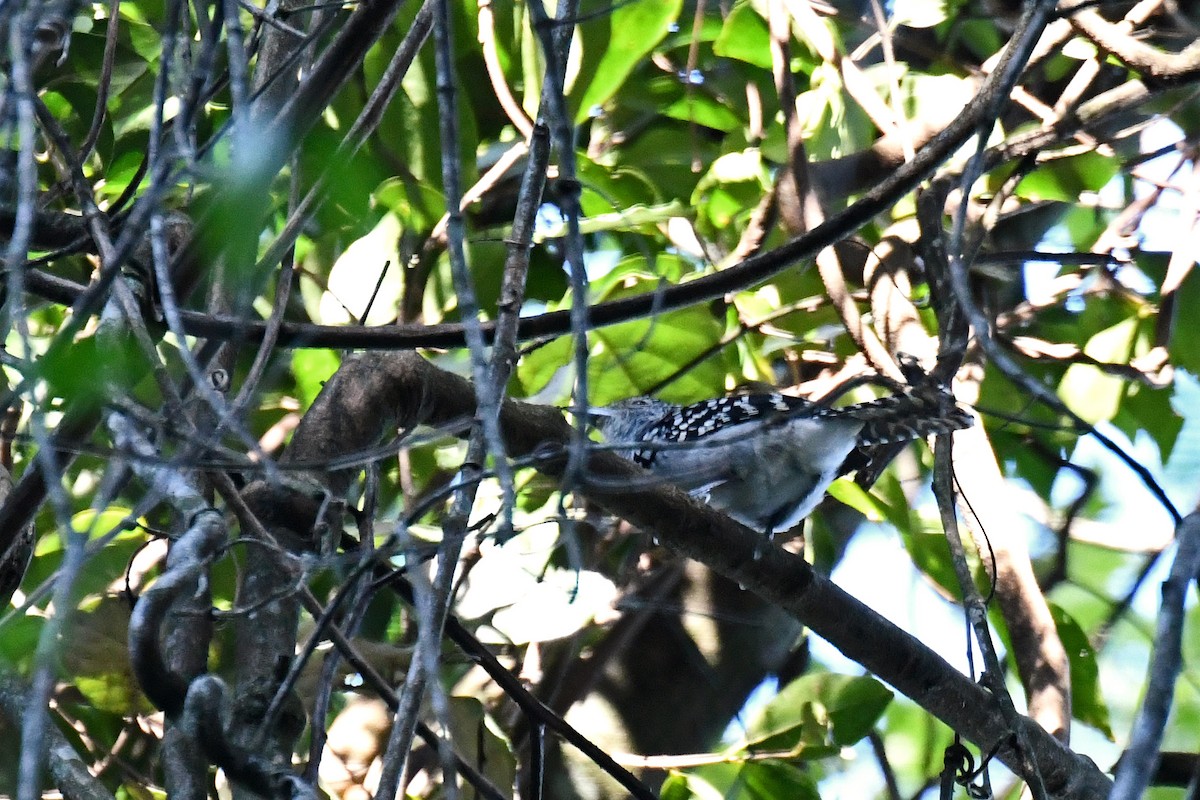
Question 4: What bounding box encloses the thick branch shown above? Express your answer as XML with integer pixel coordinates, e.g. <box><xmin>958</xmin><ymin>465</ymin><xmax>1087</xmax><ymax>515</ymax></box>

<box><xmin>0</xmin><ymin>673</ymin><xmax>115</xmax><ymax>800</ymax></box>
<box><xmin>300</xmin><ymin>352</ymin><xmax>1111</xmax><ymax>800</ymax></box>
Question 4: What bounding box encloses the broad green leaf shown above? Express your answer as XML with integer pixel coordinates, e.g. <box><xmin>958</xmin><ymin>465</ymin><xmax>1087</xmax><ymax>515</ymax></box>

<box><xmin>879</xmin><ymin>700</ymin><xmax>955</xmax><ymax>782</ymax></box>
<box><xmin>0</xmin><ymin>616</ymin><xmax>43</xmax><ymax>668</ymax></box>
<box><xmin>901</xmin><ymin>73</ymin><xmax>974</xmax><ymax>132</ymax></box>
<box><xmin>570</xmin><ymin>0</ymin><xmax>683</xmax><ymax>122</ymax></box>
<box><xmin>740</xmin><ymin>760</ymin><xmax>821</xmax><ymax>800</ymax></box>
<box><xmin>446</xmin><ymin>696</ymin><xmax>516</xmax><ymax>794</ymax></box>
<box><xmin>659</xmin><ymin>88</ymin><xmax>744</xmax><ymax>132</ymax></box>
<box><xmin>513</xmin><ymin>334</ymin><xmax>574</xmax><ymax>398</ymax></box>
<box><xmin>1059</xmin><ymin>318</ymin><xmax>1141</xmax><ymax>425</ymax></box>
<box><xmin>26</xmin><ymin>530</ymin><xmax>147</xmax><ymax>610</ymax></box>
<box><xmin>744</xmin><ymin>673</ymin><xmax>893</xmax><ymax>754</ymax></box>
<box><xmin>886</xmin><ymin>477</ymin><xmax>962</xmax><ymax>600</ymax></box>
<box><xmin>96</xmin><ymin>147</ymin><xmax>146</xmax><ymax>201</ymax></box>
<box><xmin>1064</xmin><ymin>541</ymin><xmax>1136</xmax><ymax>607</ymax></box>
<box><xmin>616</xmin><ymin>122</ymin><xmax>714</xmax><ymax>199</ymax></box>
<box><xmin>870</xmin><ymin>473</ymin><xmax>916</xmax><ymax>535</ymax></box>
<box><xmin>38</xmin><ymin>336</ymin><xmax>139</xmax><ymax>412</ymax></box>
<box><xmin>62</xmin><ymin>595</ymin><xmax>152</xmax><ymax>715</ymax></box>
<box><xmin>693</xmin><ymin>149</ymin><xmax>771</xmax><ymax>241</ymax></box>
<box><xmin>291</xmin><ymin>349</ymin><xmax>341</xmax><ymax>409</ymax></box>
<box><xmin>577</xmin><ymin>156</ymin><xmax>663</xmax><ymax>214</ymax></box>
<box><xmin>659</xmin><ymin>772</ymin><xmax>698</xmax><ymax>800</ymax></box>
<box><xmin>45</xmin><ymin>30</ymin><xmax>150</xmax><ymax>99</ymax></box>
<box><xmin>1116</xmin><ymin>382</ymin><xmax>1183</xmax><ymax>462</ymax></box>
<box><xmin>1051</xmin><ymin>603</ymin><xmax>1113</xmax><ymax>739</ymax></box>
<box><xmin>43</xmin><ymin>83</ymin><xmax>115</xmax><ymax>167</ymax></box>
<box><xmin>1016</xmin><ymin>151</ymin><xmax>1121</xmax><ymax>203</ymax></box>
<box><xmin>714</xmin><ymin>3</ymin><xmax>772</xmax><ymax>70</ymax></box>
<box><xmin>373</xmin><ymin>177</ymin><xmax>445</xmax><ymax>233</ymax></box>
<box><xmin>1165</xmin><ymin>265</ymin><xmax>1200</xmax><ymax>374</ymax></box>
<box><xmin>585</xmin><ymin>259</ymin><xmax>727</xmax><ymax>404</ymax></box>
<box><xmin>826</xmin><ymin>478</ymin><xmax>888</xmax><ymax>521</ymax></box>
<box><xmin>34</xmin><ymin>507</ymin><xmax>142</xmax><ymax>560</ymax></box>
<box><xmin>680</xmin><ymin>764</ymin><xmax>744</xmax><ymax>800</ymax></box>
<box><xmin>321</xmin><ymin>213</ymin><xmax>404</xmax><ymax>325</ymax></box>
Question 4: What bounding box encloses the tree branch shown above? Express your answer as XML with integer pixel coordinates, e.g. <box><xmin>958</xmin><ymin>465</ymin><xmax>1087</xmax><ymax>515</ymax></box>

<box><xmin>298</xmin><ymin>351</ymin><xmax>1112</xmax><ymax>799</ymax></box>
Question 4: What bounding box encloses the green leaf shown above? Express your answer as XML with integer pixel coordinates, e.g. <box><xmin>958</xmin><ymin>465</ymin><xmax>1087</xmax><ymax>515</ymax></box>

<box><xmin>745</xmin><ymin>673</ymin><xmax>893</xmax><ymax>754</ymax></box>
<box><xmin>43</xmin><ymin>83</ymin><xmax>115</xmax><ymax>167</ymax></box>
<box><xmin>96</xmin><ymin>147</ymin><xmax>146</xmax><ymax>201</ymax></box>
<box><xmin>585</xmin><ymin>258</ymin><xmax>727</xmax><ymax>404</ymax></box>
<box><xmin>62</xmin><ymin>595</ymin><xmax>152</xmax><ymax>715</ymax></box>
<box><xmin>26</xmin><ymin>527</ymin><xmax>146</xmax><ymax>610</ymax></box>
<box><xmin>614</xmin><ymin>122</ymin><xmax>713</xmax><ymax>199</ymax></box>
<box><xmin>826</xmin><ymin>478</ymin><xmax>889</xmax><ymax>521</ymax></box>
<box><xmin>373</xmin><ymin>176</ymin><xmax>446</xmax><ymax>233</ymax></box>
<box><xmin>681</xmin><ymin>763</ymin><xmax>744</xmax><ymax>799</ymax></box>
<box><xmin>1051</xmin><ymin>603</ymin><xmax>1113</xmax><ymax>739</ymax></box>
<box><xmin>1058</xmin><ymin>317</ymin><xmax>1140</xmax><ymax>425</ymax></box>
<box><xmin>693</xmin><ymin>149</ymin><xmax>771</xmax><ymax>241</ymax></box>
<box><xmin>1016</xmin><ymin>151</ymin><xmax>1121</xmax><ymax>203</ymax></box>
<box><xmin>1165</xmin><ymin>265</ymin><xmax>1200</xmax><ymax>374</ymax></box>
<box><xmin>659</xmin><ymin>87</ymin><xmax>744</xmax><ymax>132</ymax></box>
<box><xmin>446</xmin><ymin>696</ymin><xmax>516</xmax><ymax>794</ymax></box>
<box><xmin>878</xmin><ymin>473</ymin><xmax>964</xmax><ymax>599</ymax></box>
<box><xmin>740</xmin><ymin>760</ymin><xmax>821</xmax><ymax>800</ymax></box>
<box><xmin>1116</xmin><ymin>382</ymin><xmax>1183</xmax><ymax>462</ymax></box>
<box><xmin>901</xmin><ymin>73</ymin><xmax>975</xmax><ymax>136</ymax></box>
<box><xmin>0</xmin><ymin>615</ymin><xmax>43</xmax><ymax>668</ymax></box>
<box><xmin>714</xmin><ymin>3</ymin><xmax>772</xmax><ymax>70</ymax></box>
<box><xmin>570</xmin><ymin>0</ymin><xmax>683</xmax><ymax>121</ymax></box>
<box><xmin>577</xmin><ymin>156</ymin><xmax>662</xmax><ymax>214</ymax></box>
<box><xmin>658</xmin><ymin>772</ymin><xmax>696</xmax><ymax>800</ymax></box>
<box><xmin>39</xmin><ymin>336</ymin><xmax>138</xmax><ymax>412</ymax></box>
<box><xmin>33</xmin><ymin>507</ymin><xmax>141</xmax><ymax>560</ymax></box>
<box><xmin>291</xmin><ymin>349</ymin><xmax>341</xmax><ymax>409</ymax></box>
<box><xmin>321</xmin><ymin>213</ymin><xmax>404</xmax><ymax>325</ymax></box>
<box><xmin>513</xmin><ymin>334</ymin><xmax>574</xmax><ymax>398</ymax></box>
<box><xmin>879</xmin><ymin>700</ymin><xmax>955</xmax><ymax>779</ymax></box>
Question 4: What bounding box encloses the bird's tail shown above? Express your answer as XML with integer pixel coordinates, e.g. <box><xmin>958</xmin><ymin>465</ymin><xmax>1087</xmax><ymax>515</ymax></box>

<box><xmin>836</xmin><ymin>386</ymin><xmax>974</xmax><ymax>446</ymax></box>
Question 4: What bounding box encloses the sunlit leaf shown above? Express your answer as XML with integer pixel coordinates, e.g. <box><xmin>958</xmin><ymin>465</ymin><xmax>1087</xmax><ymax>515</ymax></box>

<box><xmin>291</xmin><ymin>349</ymin><xmax>341</xmax><ymax>409</ymax></box>
<box><xmin>62</xmin><ymin>595</ymin><xmax>151</xmax><ymax>715</ymax></box>
<box><xmin>827</xmin><ymin>478</ymin><xmax>888</xmax><ymax>521</ymax></box>
<box><xmin>321</xmin><ymin>213</ymin><xmax>405</xmax><ymax>325</ymax></box>
<box><xmin>743</xmin><ymin>673</ymin><xmax>893</xmax><ymax>754</ymax></box>
<box><xmin>892</xmin><ymin>0</ymin><xmax>951</xmax><ymax>28</ymax></box>
<box><xmin>479</xmin><ymin>568</ymin><xmax>617</xmax><ymax>644</ymax></box>
<box><xmin>1058</xmin><ymin>318</ymin><xmax>1141</xmax><ymax>425</ymax></box>
<box><xmin>570</xmin><ymin>0</ymin><xmax>683</xmax><ymax>121</ymax></box>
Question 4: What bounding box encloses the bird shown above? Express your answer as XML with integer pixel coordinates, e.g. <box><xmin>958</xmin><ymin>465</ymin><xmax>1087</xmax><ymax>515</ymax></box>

<box><xmin>592</xmin><ymin>385</ymin><xmax>973</xmax><ymax>536</ymax></box>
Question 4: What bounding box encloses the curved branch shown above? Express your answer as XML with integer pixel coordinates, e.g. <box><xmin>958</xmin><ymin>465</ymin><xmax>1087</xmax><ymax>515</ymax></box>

<box><xmin>0</xmin><ymin>672</ymin><xmax>116</xmax><ymax>800</ymax></box>
<box><xmin>301</xmin><ymin>351</ymin><xmax>1112</xmax><ymax>800</ymax></box>
<box><xmin>1068</xmin><ymin>7</ymin><xmax>1200</xmax><ymax>85</ymax></box>
<box><xmin>182</xmin><ymin>676</ymin><xmax>317</xmax><ymax>800</ymax></box>
<box><xmin>1109</xmin><ymin>511</ymin><xmax>1200</xmax><ymax>800</ymax></box>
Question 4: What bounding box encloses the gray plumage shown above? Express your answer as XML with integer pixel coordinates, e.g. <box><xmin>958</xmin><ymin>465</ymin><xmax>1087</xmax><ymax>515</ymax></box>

<box><xmin>594</xmin><ymin>388</ymin><xmax>972</xmax><ymax>535</ymax></box>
